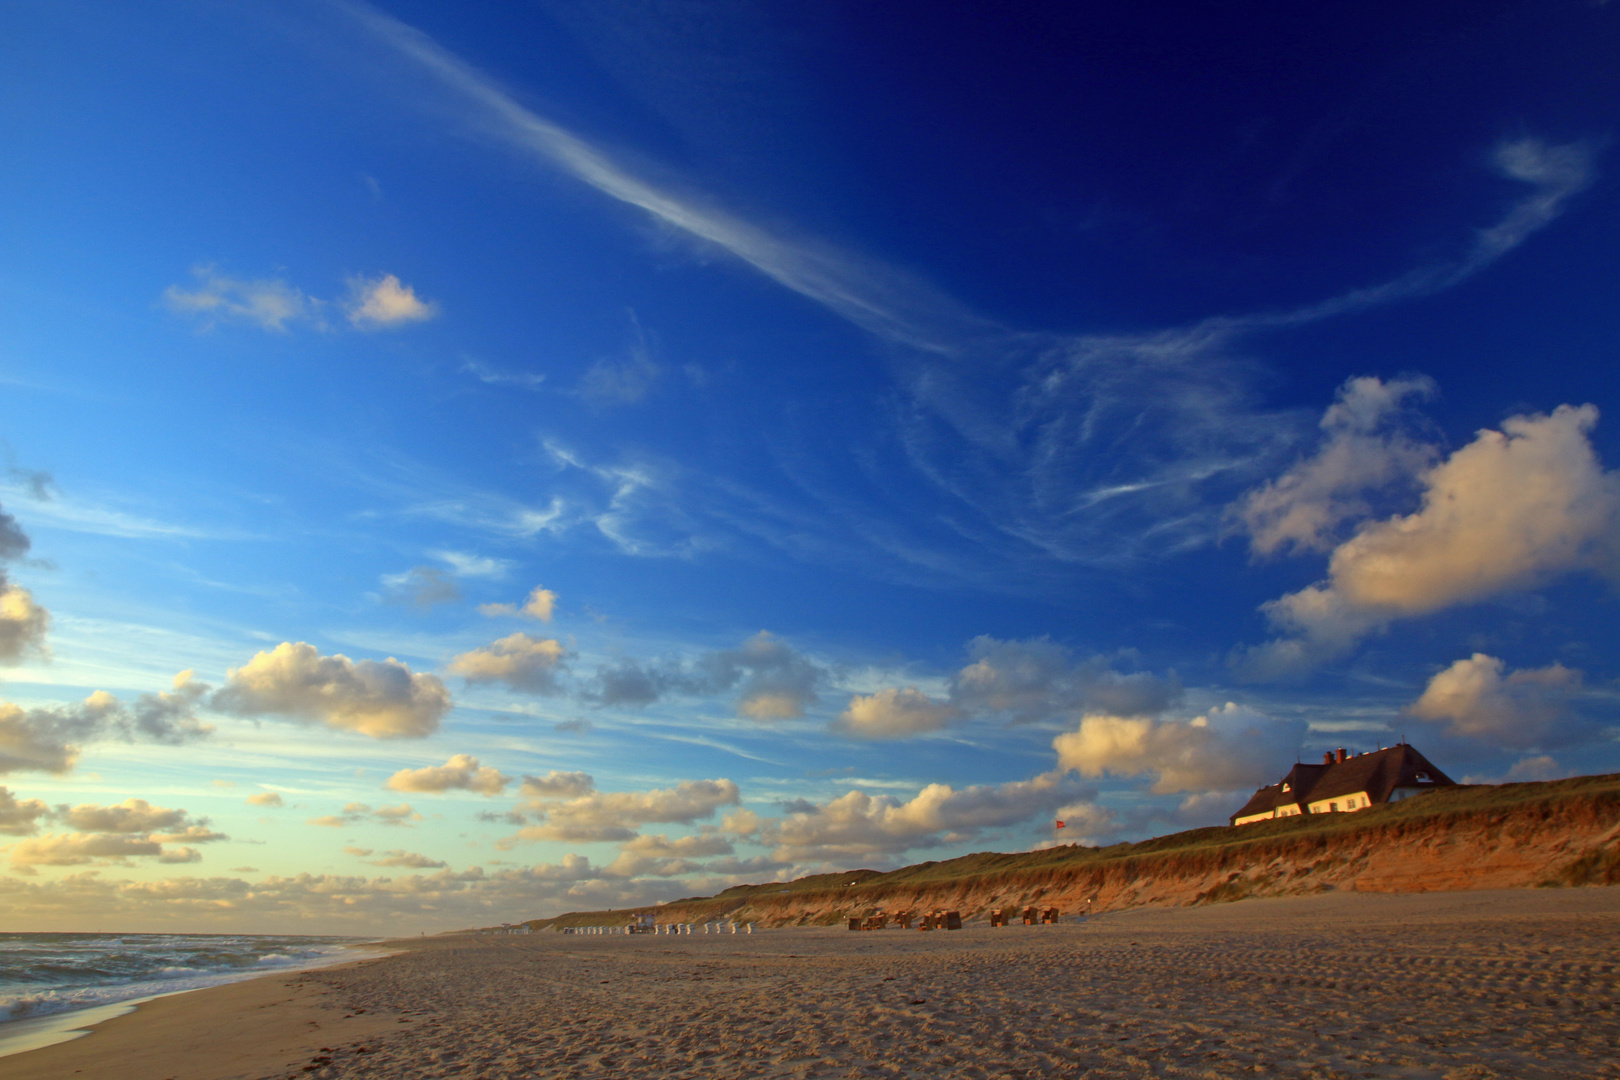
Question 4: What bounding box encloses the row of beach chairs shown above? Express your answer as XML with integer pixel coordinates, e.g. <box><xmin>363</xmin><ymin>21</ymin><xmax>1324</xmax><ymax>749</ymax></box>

<box><xmin>846</xmin><ymin>905</ymin><xmax>1065</xmax><ymax>930</ymax></box>
<box><xmin>989</xmin><ymin>906</ymin><xmax>1062</xmax><ymax>926</ymax></box>
<box><xmin>562</xmin><ymin>922</ymin><xmax>753</xmax><ymax>935</ymax></box>
<box><xmin>846</xmin><ymin>910</ymin><xmax>965</xmax><ymax>931</ymax></box>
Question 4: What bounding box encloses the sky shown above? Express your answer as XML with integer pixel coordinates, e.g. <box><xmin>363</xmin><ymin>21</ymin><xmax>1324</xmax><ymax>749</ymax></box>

<box><xmin>0</xmin><ymin>0</ymin><xmax>1617</xmax><ymax>934</ymax></box>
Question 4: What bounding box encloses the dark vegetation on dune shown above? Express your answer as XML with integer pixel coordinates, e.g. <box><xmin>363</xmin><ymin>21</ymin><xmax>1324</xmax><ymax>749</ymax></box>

<box><xmin>520</xmin><ymin>773</ymin><xmax>1620</xmax><ymax>931</ymax></box>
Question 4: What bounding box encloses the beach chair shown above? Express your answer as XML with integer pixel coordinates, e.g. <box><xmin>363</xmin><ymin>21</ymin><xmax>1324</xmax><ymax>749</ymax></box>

<box><xmin>1022</xmin><ymin>906</ymin><xmax>1037</xmax><ymax>925</ymax></box>
<box><xmin>848</xmin><ymin>917</ymin><xmax>862</xmax><ymax>931</ymax></box>
<box><xmin>989</xmin><ymin>908</ymin><xmax>1006</xmax><ymax>927</ymax></box>
<box><xmin>893</xmin><ymin>911</ymin><xmax>914</xmax><ymax>929</ymax></box>
<box><xmin>1041</xmin><ymin>907</ymin><xmax>1059</xmax><ymax>924</ymax></box>
<box><xmin>943</xmin><ymin>910</ymin><xmax>962</xmax><ymax>930</ymax></box>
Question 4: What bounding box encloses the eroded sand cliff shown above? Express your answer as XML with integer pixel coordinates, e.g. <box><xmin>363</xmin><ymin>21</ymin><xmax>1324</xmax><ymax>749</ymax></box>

<box><xmin>532</xmin><ymin>773</ymin><xmax>1620</xmax><ymax>930</ymax></box>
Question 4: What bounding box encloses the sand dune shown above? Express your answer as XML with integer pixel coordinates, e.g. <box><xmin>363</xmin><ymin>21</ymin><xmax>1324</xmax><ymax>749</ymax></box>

<box><xmin>9</xmin><ymin>886</ymin><xmax>1618</xmax><ymax>1079</ymax></box>
<box><xmin>536</xmin><ymin>773</ymin><xmax>1620</xmax><ymax>933</ymax></box>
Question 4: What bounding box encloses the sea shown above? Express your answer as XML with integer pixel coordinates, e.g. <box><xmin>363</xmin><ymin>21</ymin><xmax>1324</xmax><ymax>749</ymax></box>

<box><xmin>0</xmin><ymin>932</ymin><xmax>372</xmax><ymax>1058</ymax></box>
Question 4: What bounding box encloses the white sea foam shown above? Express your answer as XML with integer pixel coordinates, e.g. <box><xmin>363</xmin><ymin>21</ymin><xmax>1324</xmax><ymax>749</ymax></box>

<box><xmin>0</xmin><ymin>933</ymin><xmax>370</xmax><ymax>1026</ymax></box>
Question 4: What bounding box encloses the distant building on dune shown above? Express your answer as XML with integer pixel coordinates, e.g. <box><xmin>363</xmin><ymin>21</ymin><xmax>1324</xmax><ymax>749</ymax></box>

<box><xmin>1230</xmin><ymin>743</ymin><xmax>1456</xmax><ymax>826</ymax></box>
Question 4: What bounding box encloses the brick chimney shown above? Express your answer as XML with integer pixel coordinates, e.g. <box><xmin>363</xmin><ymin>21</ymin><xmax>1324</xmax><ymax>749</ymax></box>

<box><xmin>1322</xmin><ymin>751</ymin><xmax>1334</xmax><ymax>765</ymax></box>
<box><xmin>1336</xmin><ymin>748</ymin><xmax>1348</xmax><ymax>764</ymax></box>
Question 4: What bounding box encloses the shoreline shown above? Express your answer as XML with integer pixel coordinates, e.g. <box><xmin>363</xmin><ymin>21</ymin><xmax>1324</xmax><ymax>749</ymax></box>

<box><xmin>7</xmin><ymin>889</ymin><xmax>1619</xmax><ymax>1079</ymax></box>
<box><xmin>0</xmin><ymin>941</ymin><xmax>400</xmax><ymax>1068</ymax></box>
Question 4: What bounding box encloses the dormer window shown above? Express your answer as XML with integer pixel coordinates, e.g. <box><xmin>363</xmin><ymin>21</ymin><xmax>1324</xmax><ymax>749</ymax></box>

<box><xmin>1415</xmin><ymin>772</ymin><xmax>1431</xmax><ymax>782</ymax></box>
<box><xmin>1281</xmin><ymin>783</ymin><xmax>1291</xmax><ymax>792</ymax></box>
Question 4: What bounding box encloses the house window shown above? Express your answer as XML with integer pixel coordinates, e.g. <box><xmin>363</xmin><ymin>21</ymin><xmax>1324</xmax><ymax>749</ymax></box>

<box><xmin>1329</xmin><ymin>802</ymin><xmax>1338</xmax><ymax>812</ymax></box>
<box><xmin>1415</xmin><ymin>772</ymin><xmax>1430</xmax><ymax>782</ymax></box>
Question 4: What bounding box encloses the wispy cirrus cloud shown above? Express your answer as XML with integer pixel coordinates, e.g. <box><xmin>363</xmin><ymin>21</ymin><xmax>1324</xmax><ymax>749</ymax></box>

<box><xmin>338</xmin><ymin>1</ymin><xmax>979</xmax><ymax>354</ymax></box>
<box><xmin>0</xmin><ymin>483</ymin><xmax>221</xmax><ymax>541</ymax></box>
<box><xmin>337</xmin><ymin>3</ymin><xmax>1596</xmax><ymax>579</ymax></box>
<box><xmin>460</xmin><ymin>357</ymin><xmax>546</xmax><ymax>391</ymax></box>
<box><xmin>163</xmin><ymin>267</ymin><xmax>315</xmax><ymax>332</ymax></box>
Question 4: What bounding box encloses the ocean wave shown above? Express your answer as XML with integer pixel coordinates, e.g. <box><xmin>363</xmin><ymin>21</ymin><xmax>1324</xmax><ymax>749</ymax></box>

<box><xmin>0</xmin><ymin>934</ymin><xmax>365</xmax><ymax>1025</ymax></box>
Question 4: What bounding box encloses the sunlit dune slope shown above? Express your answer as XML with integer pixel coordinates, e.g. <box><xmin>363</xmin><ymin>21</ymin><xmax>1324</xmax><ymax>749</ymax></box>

<box><xmin>526</xmin><ymin>774</ymin><xmax>1620</xmax><ymax>930</ymax></box>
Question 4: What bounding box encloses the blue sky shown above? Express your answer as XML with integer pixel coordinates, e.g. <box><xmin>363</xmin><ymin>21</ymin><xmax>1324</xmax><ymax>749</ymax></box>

<box><xmin>1</xmin><ymin>0</ymin><xmax>1617</xmax><ymax>933</ymax></box>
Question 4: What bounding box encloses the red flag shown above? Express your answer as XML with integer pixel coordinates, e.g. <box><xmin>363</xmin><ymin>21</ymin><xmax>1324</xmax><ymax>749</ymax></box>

<box><xmin>1054</xmin><ymin>820</ymin><xmax>1066</xmax><ymax>829</ymax></box>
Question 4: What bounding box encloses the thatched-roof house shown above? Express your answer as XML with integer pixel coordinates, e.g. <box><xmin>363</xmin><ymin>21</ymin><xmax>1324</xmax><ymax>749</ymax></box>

<box><xmin>1230</xmin><ymin>743</ymin><xmax>1455</xmax><ymax>826</ymax></box>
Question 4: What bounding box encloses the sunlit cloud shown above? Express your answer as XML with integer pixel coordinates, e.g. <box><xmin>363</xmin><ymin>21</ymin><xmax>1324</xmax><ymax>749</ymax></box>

<box><xmin>345</xmin><ymin>273</ymin><xmax>437</xmax><ymax>328</ymax></box>
<box><xmin>0</xmin><ymin>501</ymin><xmax>48</xmax><ymax>663</ymax></box>
<box><xmin>0</xmin><ymin>786</ymin><xmax>48</xmax><ymax>835</ymax></box>
<box><xmin>365</xmin><ymin>848</ymin><xmax>447</xmax><ymax>868</ymax></box>
<box><xmin>447</xmin><ymin>633</ymin><xmax>570</xmax><ymax>694</ymax></box>
<box><xmin>1052</xmin><ymin>703</ymin><xmax>1303</xmax><ymax>795</ymax></box>
<box><xmin>1238</xmin><ymin>402</ymin><xmax>1620</xmax><ymax>678</ymax></box>
<box><xmin>1</xmin><ymin>674</ymin><xmax>211</xmax><ymax>776</ymax></box>
<box><xmin>1231</xmin><ymin>376</ymin><xmax>1438</xmax><ymax>557</ymax></box>
<box><xmin>477</xmin><ymin>585</ymin><xmax>556</xmax><ymax>621</ymax></box>
<box><xmin>164</xmin><ymin>266</ymin><xmax>436</xmax><ymax>333</ymax></box>
<box><xmin>1407</xmin><ymin>654</ymin><xmax>1591</xmax><ymax>750</ymax></box>
<box><xmin>763</xmin><ymin>771</ymin><xmax>1094</xmax><ymax>863</ymax></box>
<box><xmin>213</xmin><ymin>642</ymin><xmax>451</xmax><ymax>738</ymax></box>
<box><xmin>386</xmin><ymin>753</ymin><xmax>510</xmax><ymax>796</ymax></box>
<box><xmin>5</xmin><ymin>798</ymin><xmax>225</xmax><ymax>873</ymax></box>
<box><xmin>833</xmin><ymin>687</ymin><xmax>956</xmax><ymax>740</ymax></box>
<box><xmin>507</xmin><ymin>778</ymin><xmax>740</xmax><ymax>844</ymax></box>
<box><xmin>307</xmin><ymin>801</ymin><xmax>422</xmax><ymax>828</ymax></box>
<box><xmin>0</xmin><ymin>861</ymin><xmax>704</xmax><ymax>933</ymax></box>
<box><xmin>163</xmin><ymin>266</ymin><xmax>314</xmax><ymax>332</ymax></box>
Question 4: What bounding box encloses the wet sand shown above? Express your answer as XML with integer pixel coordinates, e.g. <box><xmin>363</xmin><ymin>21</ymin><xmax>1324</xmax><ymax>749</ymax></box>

<box><xmin>7</xmin><ymin>887</ymin><xmax>1618</xmax><ymax>1079</ymax></box>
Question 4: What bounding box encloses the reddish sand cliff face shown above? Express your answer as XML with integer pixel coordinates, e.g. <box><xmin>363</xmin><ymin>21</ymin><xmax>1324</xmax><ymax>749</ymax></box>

<box><xmin>530</xmin><ymin>774</ymin><xmax>1620</xmax><ymax>931</ymax></box>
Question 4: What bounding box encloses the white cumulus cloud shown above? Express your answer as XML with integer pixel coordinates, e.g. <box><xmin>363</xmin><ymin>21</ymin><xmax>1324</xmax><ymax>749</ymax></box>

<box><xmin>947</xmin><ymin>637</ymin><xmax>1180</xmax><ymax>723</ymax></box>
<box><xmin>447</xmin><ymin>633</ymin><xmax>570</xmax><ymax>694</ymax></box>
<box><xmin>0</xmin><ymin>502</ymin><xmax>48</xmax><ymax>663</ymax></box>
<box><xmin>834</xmin><ymin>687</ymin><xmax>957</xmax><ymax>740</ymax></box>
<box><xmin>1239</xmin><ymin>403</ymin><xmax>1620</xmax><ymax>678</ymax></box>
<box><xmin>1052</xmin><ymin>703</ymin><xmax>1302</xmax><ymax>795</ymax></box>
<box><xmin>345</xmin><ymin>273</ymin><xmax>437</xmax><ymax>328</ymax></box>
<box><xmin>214</xmin><ymin>642</ymin><xmax>450</xmax><ymax>738</ymax></box>
<box><xmin>511</xmin><ymin>778</ymin><xmax>740</xmax><ymax>844</ymax></box>
<box><xmin>477</xmin><ymin>585</ymin><xmax>557</xmax><ymax>621</ymax></box>
<box><xmin>765</xmin><ymin>771</ymin><xmax>1094</xmax><ymax>863</ymax></box>
<box><xmin>0</xmin><ymin>786</ymin><xmax>48</xmax><ymax>835</ymax></box>
<box><xmin>386</xmin><ymin>753</ymin><xmax>510</xmax><ymax>796</ymax></box>
<box><xmin>1232</xmin><ymin>375</ymin><xmax>1438</xmax><ymax>557</ymax></box>
<box><xmin>1407</xmin><ymin>654</ymin><xmax>1589</xmax><ymax>750</ymax></box>
<box><xmin>519</xmin><ymin>771</ymin><xmax>595</xmax><ymax>799</ymax></box>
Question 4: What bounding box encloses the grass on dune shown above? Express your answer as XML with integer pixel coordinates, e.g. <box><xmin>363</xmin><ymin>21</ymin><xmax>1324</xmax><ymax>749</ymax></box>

<box><xmin>522</xmin><ymin>772</ymin><xmax>1620</xmax><ymax>929</ymax></box>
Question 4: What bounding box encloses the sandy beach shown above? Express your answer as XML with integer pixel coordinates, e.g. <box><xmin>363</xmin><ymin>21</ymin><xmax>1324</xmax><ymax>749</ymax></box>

<box><xmin>6</xmin><ymin>887</ymin><xmax>1618</xmax><ymax>1080</ymax></box>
